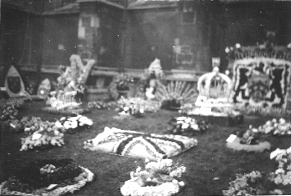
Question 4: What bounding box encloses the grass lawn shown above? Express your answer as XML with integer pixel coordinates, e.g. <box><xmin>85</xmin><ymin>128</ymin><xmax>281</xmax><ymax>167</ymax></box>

<box><xmin>1</xmin><ymin>100</ymin><xmax>291</xmax><ymax>196</ymax></box>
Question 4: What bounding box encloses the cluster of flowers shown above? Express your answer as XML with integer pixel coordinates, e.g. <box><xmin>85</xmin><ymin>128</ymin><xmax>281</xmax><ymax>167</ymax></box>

<box><xmin>113</xmin><ymin>73</ymin><xmax>134</xmax><ymax>90</ymax></box>
<box><xmin>258</xmin><ymin>118</ymin><xmax>291</xmax><ymax>135</ymax></box>
<box><xmin>87</xmin><ymin>100</ymin><xmax>117</xmax><ymax>110</ymax></box>
<box><xmin>168</xmin><ymin>116</ymin><xmax>209</xmax><ymax>136</ymax></box>
<box><xmin>20</xmin><ymin>117</ymin><xmax>64</xmax><ymax>151</ymax></box>
<box><xmin>222</xmin><ymin>171</ymin><xmax>283</xmax><ymax>196</ymax></box>
<box><xmin>0</xmin><ymin>104</ymin><xmax>18</xmax><ymax>121</ymax></box>
<box><xmin>121</xmin><ymin>159</ymin><xmax>186</xmax><ymax>196</ymax></box>
<box><xmin>238</xmin><ymin>125</ymin><xmax>262</xmax><ymax>145</ymax></box>
<box><xmin>40</xmin><ymin>164</ymin><xmax>57</xmax><ymax>174</ymax></box>
<box><xmin>117</xmin><ymin>97</ymin><xmax>161</xmax><ymax>113</ymax></box>
<box><xmin>269</xmin><ymin>147</ymin><xmax>291</xmax><ymax>185</ymax></box>
<box><xmin>233</xmin><ymin>105</ymin><xmax>291</xmax><ymax>117</ymax></box>
<box><xmin>55</xmin><ymin>115</ymin><xmax>93</xmax><ymax>131</ymax></box>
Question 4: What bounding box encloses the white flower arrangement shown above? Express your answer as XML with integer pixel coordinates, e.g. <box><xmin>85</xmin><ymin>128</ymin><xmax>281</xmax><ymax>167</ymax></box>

<box><xmin>117</xmin><ymin>97</ymin><xmax>161</xmax><ymax>113</ymax></box>
<box><xmin>120</xmin><ymin>159</ymin><xmax>186</xmax><ymax>196</ymax></box>
<box><xmin>269</xmin><ymin>147</ymin><xmax>291</xmax><ymax>185</ymax></box>
<box><xmin>223</xmin><ymin>171</ymin><xmax>283</xmax><ymax>196</ymax></box>
<box><xmin>55</xmin><ymin>115</ymin><xmax>93</xmax><ymax>131</ymax></box>
<box><xmin>168</xmin><ymin>116</ymin><xmax>209</xmax><ymax>136</ymax></box>
<box><xmin>258</xmin><ymin>118</ymin><xmax>291</xmax><ymax>135</ymax></box>
<box><xmin>0</xmin><ymin>161</ymin><xmax>95</xmax><ymax>196</ymax></box>
<box><xmin>20</xmin><ymin>117</ymin><xmax>65</xmax><ymax>151</ymax></box>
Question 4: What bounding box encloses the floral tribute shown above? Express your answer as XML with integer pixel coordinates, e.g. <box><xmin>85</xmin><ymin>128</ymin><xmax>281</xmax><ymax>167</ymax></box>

<box><xmin>120</xmin><ymin>159</ymin><xmax>186</xmax><ymax>196</ymax></box>
<box><xmin>0</xmin><ymin>103</ymin><xmax>18</xmax><ymax>121</ymax></box>
<box><xmin>20</xmin><ymin>117</ymin><xmax>64</xmax><ymax>151</ymax></box>
<box><xmin>258</xmin><ymin>118</ymin><xmax>291</xmax><ymax>136</ymax></box>
<box><xmin>108</xmin><ymin>73</ymin><xmax>135</xmax><ymax>100</ymax></box>
<box><xmin>55</xmin><ymin>115</ymin><xmax>93</xmax><ymax>133</ymax></box>
<box><xmin>84</xmin><ymin>127</ymin><xmax>198</xmax><ymax>160</ymax></box>
<box><xmin>117</xmin><ymin>97</ymin><xmax>161</xmax><ymax>114</ymax></box>
<box><xmin>0</xmin><ymin>158</ymin><xmax>95</xmax><ymax>196</ymax></box>
<box><xmin>87</xmin><ymin>100</ymin><xmax>117</xmax><ymax>110</ymax></box>
<box><xmin>269</xmin><ymin>147</ymin><xmax>291</xmax><ymax>185</ymax></box>
<box><xmin>226</xmin><ymin>126</ymin><xmax>271</xmax><ymax>152</ymax></box>
<box><xmin>222</xmin><ymin>171</ymin><xmax>283</xmax><ymax>196</ymax></box>
<box><xmin>167</xmin><ymin>116</ymin><xmax>209</xmax><ymax>136</ymax></box>
<box><xmin>155</xmin><ymin>81</ymin><xmax>198</xmax><ymax>110</ymax></box>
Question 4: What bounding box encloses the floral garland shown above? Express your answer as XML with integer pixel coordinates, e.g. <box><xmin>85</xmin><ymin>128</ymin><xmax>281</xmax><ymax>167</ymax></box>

<box><xmin>167</xmin><ymin>116</ymin><xmax>209</xmax><ymax>136</ymax></box>
<box><xmin>269</xmin><ymin>147</ymin><xmax>291</xmax><ymax>185</ymax></box>
<box><xmin>120</xmin><ymin>159</ymin><xmax>186</xmax><ymax>196</ymax></box>
<box><xmin>222</xmin><ymin>171</ymin><xmax>283</xmax><ymax>196</ymax></box>
<box><xmin>55</xmin><ymin>115</ymin><xmax>93</xmax><ymax>133</ymax></box>
<box><xmin>0</xmin><ymin>159</ymin><xmax>95</xmax><ymax>196</ymax></box>
<box><xmin>20</xmin><ymin>117</ymin><xmax>64</xmax><ymax>151</ymax></box>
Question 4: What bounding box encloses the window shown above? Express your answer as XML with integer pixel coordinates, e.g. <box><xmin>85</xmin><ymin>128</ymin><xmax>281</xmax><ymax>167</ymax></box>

<box><xmin>181</xmin><ymin>3</ymin><xmax>196</xmax><ymax>24</ymax></box>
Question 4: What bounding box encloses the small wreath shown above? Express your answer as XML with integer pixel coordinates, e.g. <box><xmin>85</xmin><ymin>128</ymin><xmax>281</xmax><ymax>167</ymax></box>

<box><xmin>226</xmin><ymin>136</ymin><xmax>271</xmax><ymax>152</ymax></box>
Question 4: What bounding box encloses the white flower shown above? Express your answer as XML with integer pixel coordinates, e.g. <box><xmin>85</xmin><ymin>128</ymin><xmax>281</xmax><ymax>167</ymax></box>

<box><xmin>71</xmin><ymin>120</ymin><xmax>78</xmax><ymax>129</ymax></box>
<box><xmin>55</xmin><ymin>121</ymin><xmax>63</xmax><ymax>128</ymax></box>
<box><xmin>63</xmin><ymin>121</ymin><xmax>72</xmax><ymax>129</ymax></box>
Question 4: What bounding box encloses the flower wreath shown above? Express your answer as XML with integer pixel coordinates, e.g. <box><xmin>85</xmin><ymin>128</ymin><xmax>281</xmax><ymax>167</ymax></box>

<box><xmin>226</xmin><ymin>126</ymin><xmax>271</xmax><ymax>152</ymax></box>
<box><xmin>120</xmin><ymin>159</ymin><xmax>186</xmax><ymax>196</ymax></box>
<box><xmin>0</xmin><ymin>158</ymin><xmax>95</xmax><ymax>196</ymax></box>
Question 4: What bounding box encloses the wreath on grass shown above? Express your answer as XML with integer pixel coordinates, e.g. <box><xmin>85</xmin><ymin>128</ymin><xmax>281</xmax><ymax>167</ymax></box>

<box><xmin>120</xmin><ymin>159</ymin><xmax>186</xmax><ymax>196</ymax></box>
<box><xmin>0</xmin><ymin>158</ymin><xmax>95</xmax><ymax>196</ymax></box>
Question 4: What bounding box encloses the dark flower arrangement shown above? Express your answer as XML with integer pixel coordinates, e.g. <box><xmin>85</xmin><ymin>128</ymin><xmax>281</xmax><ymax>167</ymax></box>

<box><xmin>0</xmin><ymin>158</ymin><xmax>95</xmax><ymax>195</ymax></box>
<box><xmin>167</xmin><ymin>116</ymin><xmax>209</xmax><ymax>136</ymax></box>
<box><xmin>113</xmin><ymin>73</ymin><xmax>134</xmax><ymax>90</ymax></box>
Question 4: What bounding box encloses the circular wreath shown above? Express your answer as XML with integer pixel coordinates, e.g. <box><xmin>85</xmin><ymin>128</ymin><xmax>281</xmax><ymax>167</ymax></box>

<box><xmin>226</xmin><ymin>136</ymin><xmax>271</xmax><ymax>152</ymax></box>
<box><xmin>0</xmin><ymin>159</ymin><xmax>95</xmax><ymax>196</ymax></box>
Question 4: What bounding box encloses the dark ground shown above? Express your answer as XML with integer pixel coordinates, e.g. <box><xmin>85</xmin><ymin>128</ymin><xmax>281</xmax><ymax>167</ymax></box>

<box><xmin>1</xmin><ymin>101</ymin><xmax>291</xmax><ymax>196</ymax></box>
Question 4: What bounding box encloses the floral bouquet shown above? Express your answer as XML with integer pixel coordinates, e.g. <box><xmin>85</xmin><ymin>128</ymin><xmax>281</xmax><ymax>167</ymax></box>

<box><xmin>0</xmin><ymin>104</ymin><xmax>18</xmax><ymax>121</ymax></box>
<box><xmin>113</xmin><ymin>73</ymin><xmax>134</xmax><ymax>90</ymax></box>
<box><xmin>167</xmin><ymin>116</ymin><xmax>209</xmax><ymax>136</ymax></box>
<box><xmin>0</xmin><ymin>158</ymin><xmax>95</xmax><ymax>196</ymax></box>
<box><xmin>269</xmin><ymin>147</ymin><xmax>291</xmax><ymax>185</ymax></box>
<box><xmin>55</xmin><ymin>115</ymin><xmax>93</xmax><ymax>133</ymax></box>
<box><xmin>120</xmin><ymin>159</ymin><xmax>186</xmax><ymax>196</ymax></box>
<box><xmin>223</xmin><ymin>171</ymin><xmax>283</xmax><ymax>196</ymax></box>
<box><xmin>258</xmin><ymin>118</ymin><xmax>291</xmax><ymax>136</ymax></box>
<box><xmin>20</xmin><ymin>117</ymin><xmax>64</xmax><ymax>151</ymax></box>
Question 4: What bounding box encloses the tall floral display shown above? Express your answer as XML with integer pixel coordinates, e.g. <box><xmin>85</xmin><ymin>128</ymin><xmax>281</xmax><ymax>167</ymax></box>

<box><xmin>44</xmin><ymin>55</ymin><xmax>95</xmax><ymax>114</ymax></box>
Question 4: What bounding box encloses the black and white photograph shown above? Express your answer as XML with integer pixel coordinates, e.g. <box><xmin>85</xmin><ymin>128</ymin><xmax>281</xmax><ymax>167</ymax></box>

<box><xmin>1</xmin><ymin>0</ymin><xmax>291</xmax><ymax>195</ymax></box>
